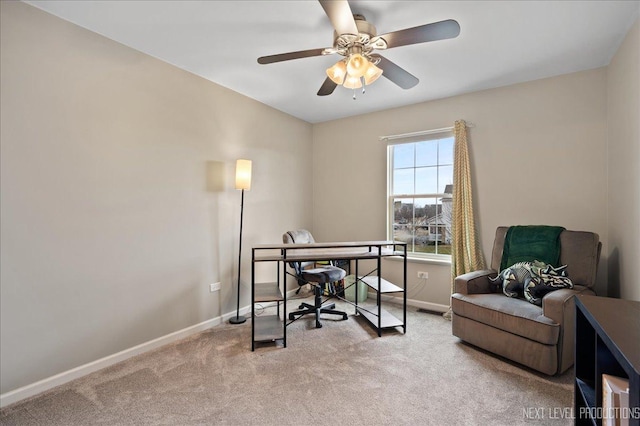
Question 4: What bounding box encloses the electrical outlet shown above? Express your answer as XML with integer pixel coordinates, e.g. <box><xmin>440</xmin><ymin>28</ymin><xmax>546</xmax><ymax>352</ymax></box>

<box><xmin>209</xmin><ymin>282</ymin><xmax>221</xmax><ymax>292</ymax></box>
<box><xmin>417</xmin><ymin>271</ymin><xmax>429</xmax><ymax>279</ymax></box>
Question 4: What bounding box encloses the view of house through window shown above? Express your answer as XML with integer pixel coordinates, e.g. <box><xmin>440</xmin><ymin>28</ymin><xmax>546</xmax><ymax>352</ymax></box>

<box><xmin>387</xmin><ymin>132</ymin><xmax>454</xmax><ymax>258</ymax></box>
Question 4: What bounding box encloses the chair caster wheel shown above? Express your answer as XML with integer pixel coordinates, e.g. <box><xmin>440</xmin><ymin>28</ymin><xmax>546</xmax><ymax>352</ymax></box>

<box><xmin>298</xmin><ymin>304</ymin><xmax>305</xmax><ymax>309</ymax></box>
<box><xmin>289</xmin><ymin>314</ymin><xmax>295</xmax><ymax>320</ymax></box>
<box><xmin>342</xmin><ymin>314</ymin><xmax>348</xmax><ymax>320</ymax></box>
<box><xmin>316</xmin><ymin>323</ymin><xmax>322</xmax><ymax>329</ymax></box>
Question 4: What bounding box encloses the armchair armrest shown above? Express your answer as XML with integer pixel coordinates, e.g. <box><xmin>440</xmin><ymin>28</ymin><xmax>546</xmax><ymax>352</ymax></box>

<box><xmin>541</xmin><ymin>285</ymin><xmax>596</xmax><ymax>373</ymax></box>
<box><xmin>454</xmin><ymin>269</ymin><xmax>498</xmax><ymax>295</ymax></box>
<box><xmin>542</xmin><ymin>285</ymin><xmax>594</xmax><ymax>325</ymax></box>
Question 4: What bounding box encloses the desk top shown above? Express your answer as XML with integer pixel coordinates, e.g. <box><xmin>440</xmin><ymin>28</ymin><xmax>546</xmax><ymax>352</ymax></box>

<box><xmin>252</xmin><ymin>240</ymin><xmax>407</xmax><ymax>262</ymax></box>
<box><xmin>576</xmin><ymin>295</ymin><xmax>640</xmax><ymax>375</ymax></box>
<box><xmin>252</xmin><ymin>240</ymin><xmax>403</xmax><ymax>249</ymax></box>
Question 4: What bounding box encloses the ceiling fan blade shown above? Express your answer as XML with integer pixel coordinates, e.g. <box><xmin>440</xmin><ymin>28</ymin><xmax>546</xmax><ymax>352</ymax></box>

<box><xmin>376</xmin><ymin>19</ymin><xmax>461</xmax><ymax>49</ymax></box>
<box><xmin>317</xmin><ymin>77</ymin><xmax>338</xmax><ymax>96</ymax></box>
<box><xmin>319</xmin><ymin>0</ymin><xmax>358</xmax><ymax>36</ymax></box>
<box><xmin>258</xmin><ymin>48</ymin><xmax>327</xmax><ymax>65</ymax></box>
<box><xmin>376</xmin><ymin>56</ymin><xmax>419</xmax><ymax>89</ymax></box>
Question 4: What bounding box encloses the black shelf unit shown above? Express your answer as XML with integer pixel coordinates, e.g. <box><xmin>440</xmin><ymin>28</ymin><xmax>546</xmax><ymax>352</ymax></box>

<box><xmin>574</xmin><ymin>295</ymin><xmax>640</xmax><ymax>425</ymax></box>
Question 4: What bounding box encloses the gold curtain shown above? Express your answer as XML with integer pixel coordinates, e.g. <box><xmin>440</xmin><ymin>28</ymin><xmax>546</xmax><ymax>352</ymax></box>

<box><xmin>444</xmin><ymin>120</ymin><xmax>485</xmax><ymax>320</ymax></box>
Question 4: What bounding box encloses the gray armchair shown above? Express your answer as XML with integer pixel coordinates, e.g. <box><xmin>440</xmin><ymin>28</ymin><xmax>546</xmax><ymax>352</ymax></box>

<box><xmin>451</xmin><ymin>227</ymin><xmax>601</xmax><ymax>375</ymax></box>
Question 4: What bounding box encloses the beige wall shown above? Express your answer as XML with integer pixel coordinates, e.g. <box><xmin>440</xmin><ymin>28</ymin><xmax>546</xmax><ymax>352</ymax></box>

<box><xmin>0</xmin><ymin>1</ymin><xmax>312</xmax><ymax>394</ymax></box>
<box><xmin>607</xmin><ymin>18</ymin><xmax>640</xmax><ymax>301</ymax></box>
<box><xmin>313</xmin><ymin>68</ymin><xmax>609</xmax><ymax>307</ymax></box>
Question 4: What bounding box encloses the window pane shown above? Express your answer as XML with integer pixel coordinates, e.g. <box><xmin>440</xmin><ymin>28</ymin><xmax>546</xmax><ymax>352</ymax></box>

<box><xmin>416</xmin><ymin>141</ymin><xmax>438</xmax><ymax>167</ymax></box>
<box><xmin>413</xmin><ymin>198</ymin><xmax>438</xmax><ymax>254</ymax></box>
<box><xmin>441</xmin><ymin>196</ymin><xmax>453</xmax><ymax>246</ymax></box>
<box><xmin>392</xmin><ymin>198</ymin><xmax>415</xmax><ymax>251</ymax></box>
<box><xmin>393</xmin><ymin>144</ymin><xmax>414</xmax><ymax>169</ymax></box>
<box><xmin>439</xmin><ymin>137</ymin><xmax>454</xmax><ymax>165</ymax></box>
<box><xmin>438</xmin><ymin>165</ymin><xmax>453</xmax><ymax>193</ymax></box>
<box><xmin>393</xmin><ymin>168</ymin><xmax>414</xmax><ymax>195</ymax></box>
<box><xmin>415</xmin><ymin>167</ymin><xmax>437</xmax><ymax>194</ymax></box>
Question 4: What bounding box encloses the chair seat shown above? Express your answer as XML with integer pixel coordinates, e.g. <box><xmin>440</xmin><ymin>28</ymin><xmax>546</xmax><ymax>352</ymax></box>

<box><xmin>451</xmin><ymin>293</ymin><xmax>560</xmax><ymax>345</ymax></box>
<box><xmin>301</xmin><ymin>265</ymin><xmax>346</xmax><ymax>284</ymax></box>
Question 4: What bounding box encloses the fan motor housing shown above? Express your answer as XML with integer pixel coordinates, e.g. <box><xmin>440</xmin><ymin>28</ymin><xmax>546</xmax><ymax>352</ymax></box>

<box><xmin>353</xmin><ymin>14</ymin><xmax>376</xmax><ymax>38</ymax></box>
<box><xmin>332</xmin><ymin>14</ymin><xmax>377</xmax><ymax>50</ymax></box>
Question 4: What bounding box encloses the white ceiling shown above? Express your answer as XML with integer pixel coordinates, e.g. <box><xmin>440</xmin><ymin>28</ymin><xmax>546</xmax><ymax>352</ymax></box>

<box><xmin>25</xmin><ymin>0</ymin><xmax>639</xmax><ymax>123</ymax></box>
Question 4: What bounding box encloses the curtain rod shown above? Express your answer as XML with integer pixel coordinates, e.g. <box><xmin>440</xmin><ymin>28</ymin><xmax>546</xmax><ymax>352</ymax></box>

<box><xmin>379</xmin><ymin>122</ymin><xmax>475</xmax><ymax>142</ymax></box>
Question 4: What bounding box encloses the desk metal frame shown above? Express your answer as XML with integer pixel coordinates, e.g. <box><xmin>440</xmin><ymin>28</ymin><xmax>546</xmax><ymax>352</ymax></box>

<box><xmin>251</xmin><ymin>241</ymin><xmax>407</xmax><ymax>350</ymax></box>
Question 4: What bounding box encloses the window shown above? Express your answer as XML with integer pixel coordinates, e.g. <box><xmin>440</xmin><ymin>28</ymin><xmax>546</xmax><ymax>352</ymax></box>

<box><xmin>387</xmin><ymin>130</ymin><xmax>454</xmax><ymax>259</ymax></box>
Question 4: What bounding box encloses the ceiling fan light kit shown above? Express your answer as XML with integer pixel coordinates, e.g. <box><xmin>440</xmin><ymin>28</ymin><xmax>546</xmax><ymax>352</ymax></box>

<box><xmin>257</xmin><ymin>0</ymin><xmax>460</xmax><ymax>99</ymax></box>
<box><xmin>326</xmin><ymin>52</ymin><xmax>383</xmax><ymax>98</ymax></box>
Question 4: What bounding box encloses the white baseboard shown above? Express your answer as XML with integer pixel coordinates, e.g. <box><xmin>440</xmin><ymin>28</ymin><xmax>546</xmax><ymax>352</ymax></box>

<box><xmin>0</xmin><ymin>305</ymin><xmax>252</xmax><ymax>408</ymax></box>
<box><xmin>1</xmin><ymin>290</ymin><xmax>446</xmax><ymax>408</ymax></box>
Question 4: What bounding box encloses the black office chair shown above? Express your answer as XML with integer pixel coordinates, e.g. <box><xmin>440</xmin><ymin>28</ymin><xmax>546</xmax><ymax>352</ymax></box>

<box><xmin>283</xmin><ymin>230</ymin><xmax>348</xmax><ymax>328</ymax></box>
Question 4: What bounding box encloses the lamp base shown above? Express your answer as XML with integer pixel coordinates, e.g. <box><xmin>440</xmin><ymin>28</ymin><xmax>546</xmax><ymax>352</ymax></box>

<box><xmin>229</xmin><ymin>315</ymin><xmax>246</xmax><ymax>325</ymax></box>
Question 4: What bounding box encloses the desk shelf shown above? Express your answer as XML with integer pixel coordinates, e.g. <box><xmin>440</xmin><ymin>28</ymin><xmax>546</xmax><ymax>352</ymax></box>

<box><xmin>251</xmin><ymin>280</ymin><xmax>286</xmax><ymax>350</ymax></box>
<box><xmin>253</xmin><ymin>315</ymin><xmax>284</xmax><ymax>342</ymax></box>
<box><xmin>357</xmin><ymin>304</ymin><xmax>404</xmax><ymax>329</ymax></box>
<box><xmin>360</xmin><ymin>276</ymin><xmax>403</xmax><ymax>293</ymax></box>
<box><xmin>254</xmin><ymin>282</ymin><xmax>283</xmax><ymax>302</ymax></box>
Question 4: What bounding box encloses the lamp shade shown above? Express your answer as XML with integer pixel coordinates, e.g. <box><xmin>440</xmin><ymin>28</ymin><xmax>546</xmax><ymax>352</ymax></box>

<box><xmin>326</xmin><ymin>60</ymin><xmax>347</xmax><ymax>85</ymax></box>
<box><xmin>363</xmin><ymin>62</ymin><xmax>383</xmax><ymax>85</ymax></box>
<box><xmin>346</xmin><ymin>53</ymin><xmax>369</xmax><ymax>78</ymax></box>
<box><xmin>235</xmin><ymin>159</ymin><xmax>252</xmax><ymax>190</ymax></box>
<box><xmin>343</xmin><ymin>75</ymin><xmax>363</xmax><ymax>89</ymax></box>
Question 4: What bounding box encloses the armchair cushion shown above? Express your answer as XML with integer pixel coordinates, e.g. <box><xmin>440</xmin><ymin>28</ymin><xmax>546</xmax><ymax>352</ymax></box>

<box><xmin>451</xmin><ymin>293</ymin><xmax>559</xmax><ymax>345</ymax></box>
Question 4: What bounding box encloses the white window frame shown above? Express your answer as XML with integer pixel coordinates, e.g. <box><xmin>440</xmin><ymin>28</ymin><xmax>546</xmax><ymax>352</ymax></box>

<box><xmin>385</xmin><ymin>128</ymin><xmax>454</xmax><ymax>261</ymax></box>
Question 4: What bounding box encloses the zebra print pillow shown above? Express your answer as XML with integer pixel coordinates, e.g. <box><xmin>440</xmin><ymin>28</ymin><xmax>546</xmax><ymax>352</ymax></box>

<box><xmin>490</xmin><ymin>260</ymin><xmax>573</xmax><ymax>306</ymax></box>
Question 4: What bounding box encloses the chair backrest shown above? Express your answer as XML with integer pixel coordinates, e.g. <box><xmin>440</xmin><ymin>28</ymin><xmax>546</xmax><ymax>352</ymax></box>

<box><xmin>490</xmin><ymin>226</ymin><xmax>601</xmax><ymax>288</ymax></box>
<box><xmin>282</xmin><ymin>229</ymin><xmax>315</xmax><ymax>275</ymax></box>
<box><xmin>283</xmin><ymin>229</ymin><xmax>315</xmax><ymax>245</ymax></box>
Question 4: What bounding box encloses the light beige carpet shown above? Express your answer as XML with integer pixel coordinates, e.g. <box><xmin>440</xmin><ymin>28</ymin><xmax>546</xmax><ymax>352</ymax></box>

<box><xmin>0</xmin><ymin>297</ymin><xmax>574</xmax><ymax>425</ymax></box>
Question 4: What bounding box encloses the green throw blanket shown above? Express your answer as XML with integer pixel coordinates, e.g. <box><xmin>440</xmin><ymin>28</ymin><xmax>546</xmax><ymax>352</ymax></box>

<box><xmin>500</xmin><ymin>225</ymin><xmax>565</xmax><ymax>271</ymax></box>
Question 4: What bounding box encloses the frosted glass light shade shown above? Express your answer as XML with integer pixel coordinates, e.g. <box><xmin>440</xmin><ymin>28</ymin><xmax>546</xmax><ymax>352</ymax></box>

<box><xmin>346</xmin><ymin>53</ymin><xmax>368</xmax><ymax>78</ymax></box>
<box><xmin>326</xmin><ymin>60</ymin><xmax>347</xmax><ymax>85</ymax></box>
<box><xmin>363</xmin><ymin>62</ymin><xmax>383</xmax><ymax>85</ymax></box>
<box><xmin>343</xmin><ymin>75</ymin><xmax>362</xmax><ymax>89</ymax></box>
<box><xmin>235</xmin><ymin>159</ymin><xmax>252</xmax><ymax>190</ymax></box>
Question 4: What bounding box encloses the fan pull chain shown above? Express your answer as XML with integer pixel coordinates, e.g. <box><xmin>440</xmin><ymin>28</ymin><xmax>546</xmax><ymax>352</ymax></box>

<box><xmin>352</xmin><ymin>77</ymin><xmax>367</xmax><ymax>100</ymax></box>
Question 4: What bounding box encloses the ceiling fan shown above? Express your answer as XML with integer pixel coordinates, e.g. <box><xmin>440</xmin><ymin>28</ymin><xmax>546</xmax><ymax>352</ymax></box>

<box><xmin>257</xmin><ymin>0</ymin><xmax>460</xmax><ymax>97</ymax></box>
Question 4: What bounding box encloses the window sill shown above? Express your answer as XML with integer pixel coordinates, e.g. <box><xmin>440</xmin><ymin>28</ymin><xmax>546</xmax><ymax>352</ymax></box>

<box><xmin>385</xmin><ymin>256</ymin><xmax>451</xmax><ymax>266</ymax></box>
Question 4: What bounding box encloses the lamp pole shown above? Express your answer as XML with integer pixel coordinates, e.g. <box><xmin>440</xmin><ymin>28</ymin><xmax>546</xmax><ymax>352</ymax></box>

<box><xmin>230</xmin><ymin>158</ymin><xmax>251</xmax><ymax>324</ymax></box>
<box><xmin>230</xmin><ymin>187</ymin><xmax>246</xmax><ymax>324</ymax></box>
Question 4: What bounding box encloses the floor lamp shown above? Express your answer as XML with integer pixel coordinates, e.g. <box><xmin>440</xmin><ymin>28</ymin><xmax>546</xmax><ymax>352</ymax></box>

<box><xmin>230</xmin><ymin>159</ymin><xmax>251</xmax><ymax>324</ymax></box>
